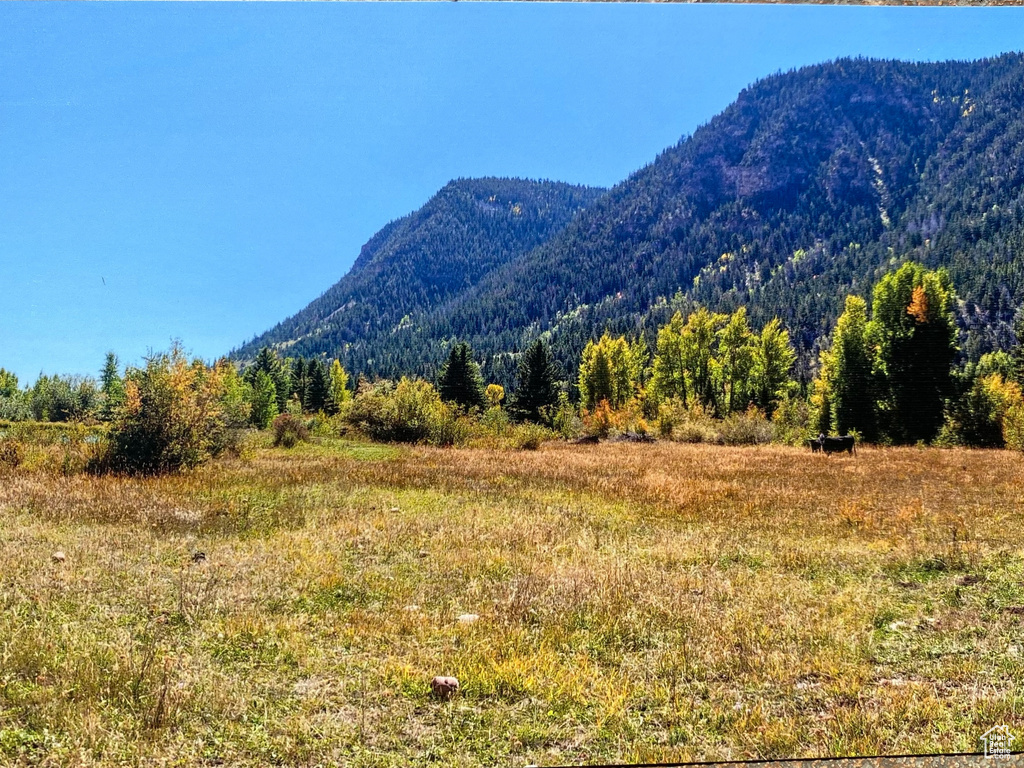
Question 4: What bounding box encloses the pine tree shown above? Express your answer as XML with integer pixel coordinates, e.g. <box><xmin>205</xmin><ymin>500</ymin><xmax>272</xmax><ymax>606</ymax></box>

<box><xmin>100</xmin><ymin>352</ymin><xmax>126</xmax><ymax>420</ymax></box>
<box><xmin>437</xmin><ymin>342</ymin><xmax>486</xmax><ymax>411</ymax></box>
<box><xmin>1012</xmin><ymin>312</ymin><xmax>1024</xmax><ymax>388</ymax></box>
<box><xmin>509</xmin><ymin>338</ymin><xmax>560</xmax><ymax>422</ymax></box>
<box><xmin>305</xmin><ymin>359</ymin><xmax>331</xmax><ymax>413</ymax></box>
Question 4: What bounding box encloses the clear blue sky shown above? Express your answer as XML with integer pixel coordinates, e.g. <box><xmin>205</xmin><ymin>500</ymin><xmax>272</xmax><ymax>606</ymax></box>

<box><xmin>3</xmin><ymin>3</ymin><xmax>1024</xmax><ymax>382</ymax></box>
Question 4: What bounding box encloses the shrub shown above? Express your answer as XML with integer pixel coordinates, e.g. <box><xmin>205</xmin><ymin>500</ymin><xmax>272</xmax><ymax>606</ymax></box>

<box><xmin>272</xmin><ymin>413</ymin><xmax>310</xmax><ymax>448</ymax></box>
<box><xmin>549</xmin><ymin>392</ymin><xmax>582</xmax><ymax>440</ymax></box>
<box><xmin>103</xmin><ymin>346</ymin><xmax>238</xmax><ymax>475</ymax></box>
<box><xmin>344</xmin><ymin>378</ymin><xmax>467</xmax><ymax>446</ymax></box>
<box><xmin>1004</xmin><ymin>402</ymin><xmax>1024</xmax><ymax>452</ymax></box>
<box><xmin>717</xmin><ymin>407</ymin><xmax>774</xmax><ymax>445</ymax></box>
<box><xmin>508</xmin><ymin>423</ymin><xmax>552</xmax><ymax>450</ymax></box>
<box><xmin>0</xmin><ymin>439</ymin><xmax>23</xmax><ymax>469</ymax></box>
<box><xmin>582</xmin><ymin>400</ymin><xmax>619</xmax><ymax>439</ymax></box>
<box><xmin>771</xmin><ymin>393</ymin><xmax>812</xmax><ymax>446</ymax></box>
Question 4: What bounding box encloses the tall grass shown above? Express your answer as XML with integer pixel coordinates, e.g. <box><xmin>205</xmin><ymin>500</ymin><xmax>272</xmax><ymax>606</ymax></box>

<box><xmin>0</xmin><ymin>440</ymin><xmax>1022</xmax><ymax>765</ymax></box>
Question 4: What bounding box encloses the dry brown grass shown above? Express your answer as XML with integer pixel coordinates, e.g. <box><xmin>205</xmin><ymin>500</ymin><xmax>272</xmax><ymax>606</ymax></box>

<box><xmin>1</xmin><ymin>439</ymin><xmax>1022</xmax><ymax>766</ymax></box>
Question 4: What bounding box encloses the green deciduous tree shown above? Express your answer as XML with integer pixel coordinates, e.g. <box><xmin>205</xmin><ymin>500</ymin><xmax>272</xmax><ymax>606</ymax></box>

<box><xmin>750</xmin><ymin>318</ymin><xmax>796</xmax><ymax>418</ymax></box>
<box><xmin>716</xmin><ymin>307</ymin><xmax>755</xmax><ymax>414</ymax></box>
<box><xmin>825</xmin><ymin>296</ymin><xmax>878</xmax><ymax>440</ymax></box>
<box><xmin>680</xmin><ymin>308</ymin><xmax>726</xmax><ymax>412</ymax></box>
<box><xmin>578</xmin><ymin>332</ymin><xmax>645</xmax><ymax>410</ymax></box>
<box><xmin>250</xmin><ymin>370</ymin><xmax>279</xmax><ymax>429</ymax></box>
<box><xmin>329</xmin><ymin>360</ymin><xmax>351</xmax><ymax>412</ymax></box>
<box><xmin>869</xmin><ymin>263</ymin><xmax>957</xmax><ymax>443</ymax></box>
<box><xmin>651</xmin><ymin>312</ymin><xmax>688</xmax><ymax>407</ymax></box>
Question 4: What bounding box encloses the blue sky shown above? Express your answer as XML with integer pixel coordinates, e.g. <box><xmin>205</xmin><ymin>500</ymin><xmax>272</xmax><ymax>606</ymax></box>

<box><xmin>3</xmin><ymin>3</ymin><xmax>1024</xmax><ymax>382</ymax></box>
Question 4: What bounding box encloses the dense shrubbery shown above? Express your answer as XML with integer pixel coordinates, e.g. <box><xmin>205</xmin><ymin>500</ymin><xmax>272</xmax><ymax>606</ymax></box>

<box><xmin>101</xmin><ymin>347</ymin><xmax>249</xmax><ymax>475</ymax></box>
<box><xmin>272</xmin><ymin>414</ymin><xmax>310</xmax><ymax>448</ymax></box>
<box><xmin>344</xmin><ymin>378</ymin><xmax>466</xmax><ymax>446</ymax></box>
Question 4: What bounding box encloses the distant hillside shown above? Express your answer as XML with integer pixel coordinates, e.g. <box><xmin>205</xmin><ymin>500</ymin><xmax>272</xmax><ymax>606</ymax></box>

<box><xmin>232</xmin><ymin>178</ymin><xmax>606</xmax><ymax>370</ymax></box>
<box><xmin>237</xmin><ymin>54</ymin><xmax>1024</xmax><ymax>391</ymax></box>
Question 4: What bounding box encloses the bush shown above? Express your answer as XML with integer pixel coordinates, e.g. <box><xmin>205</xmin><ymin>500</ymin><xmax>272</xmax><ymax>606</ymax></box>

<box><xmin>1004</xmin><ymin>402</ymin><xmax>1024</xmax><ymax>452</ymax></box>
<box><xmin>717</xmin><ymin>407</ymin><xmax>774</xmax><ymax>445</ymax></box>
<box><xmin>272</xmin><ymin>413</ymin><xmax>310</xmax><ymax>448</ymax></box>
<box><xmin>582</xmin><ymin>400</ymin><xmax>619</xmax><ymax>439</ymax></box>
<box><xmin>0</xmin><ymin>439</ymin><xmax>23</xmax><ymax>469</ymax></box>
<box><xmin>103</xmin><ymin>346</ymin><xmax>240</xmax><ymax>475</ymax></box>
<box><xmin>508</xmin><ymin>423</ymin><xmax>552</xmax><ymax>450</ymax></box>
<box><xmin>344</xmin><ymin>378</ymin><xmax>467</xmax><ymax>446</ymax></box>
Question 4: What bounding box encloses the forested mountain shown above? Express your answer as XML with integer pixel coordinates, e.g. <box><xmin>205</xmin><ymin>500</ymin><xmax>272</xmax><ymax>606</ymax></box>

<box><xmin>232</xmin><ymin>178</ymin><xmax>606</xmax><ymax>368</ymax></box>
<box><xmin>237</xmin><ymin>54</ymin><xmax>1024</xmax><ymax>391</ymax></box>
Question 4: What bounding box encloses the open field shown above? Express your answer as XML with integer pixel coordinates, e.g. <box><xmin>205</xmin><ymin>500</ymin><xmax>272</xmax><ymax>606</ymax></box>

<box><xmin>1</xmin><ymin>440</ymin><xmax>1023</xmax><ymax>766</ymax></box>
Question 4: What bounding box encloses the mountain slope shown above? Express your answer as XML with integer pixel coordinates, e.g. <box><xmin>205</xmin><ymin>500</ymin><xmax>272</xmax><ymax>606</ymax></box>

<box><xmin>232</xmin><ymin>178</ymin><xmax>606</xmax><ymax>366</ymax></box>
<box><xmin>239</xmin><ymin>54</ymin><xmax>1024</xmax><ymax>390</ymax></box>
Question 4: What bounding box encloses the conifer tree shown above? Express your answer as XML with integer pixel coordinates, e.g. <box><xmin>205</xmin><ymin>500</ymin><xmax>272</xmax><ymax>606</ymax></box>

<box><xmin>291</xmin><ymin>357</ymin><xmax>308</xmax><ymax>411</ymax></box>
<box><xmin>305</xmin><ymin>358</ymin><xmax>331</xmax><ymax>413</ymax></box>
<box><xmin>437</xmin><ymin>342</ymin><xmax>486</xmax><ymax>411</ymax></box>
<box><xmin>100</xmin><ymin>352</ymin><xmax>126</xmax><ymax>420</ymax></box>
<box><xmin>510</xmin><ymin>338</ymin><xmax>560</xmax><ymax>422</ymax></box>
<box><xmin>1012</xmin><ymin>312</ymin><xmax>1024</xmax><ymax>388</ymax></box>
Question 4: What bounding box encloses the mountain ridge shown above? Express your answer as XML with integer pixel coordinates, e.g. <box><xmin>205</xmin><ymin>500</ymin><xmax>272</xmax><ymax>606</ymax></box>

<box><xmin>235</xmin><ymin>54</ymin><xmax>1024</xmax><ymax>391</ymax></box>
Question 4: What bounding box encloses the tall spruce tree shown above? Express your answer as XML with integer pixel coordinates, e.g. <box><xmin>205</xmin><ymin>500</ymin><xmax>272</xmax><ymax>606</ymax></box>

<box><xmin>99</xmin><ymin>351</ymin><xmax>126</xmax><ymax>420</ymax></box>
<box><xmin>305</xmin><ymin>358</ymin><xmax>331</xmax><ymax>413</ymax></box>
<box><xmin>510</xmin><ymin>339</ymin><xmax>560</xmax><ymax>423</ymax></box>
<box><xmin>437</xmin><ymin>341</ymin><xmax>486</xmax><ymax>411</ymax></box>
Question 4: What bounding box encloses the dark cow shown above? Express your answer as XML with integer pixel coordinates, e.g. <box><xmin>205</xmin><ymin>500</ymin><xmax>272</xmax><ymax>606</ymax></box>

<box><xmin>807</xmin><ymin>434</ymin><xmax>856</xmax><ymax>455</ymax></box>
<box><xmin>821</xmin><ymin>434</ymin><xmax>856</xmax><ymax>455</ymax></box>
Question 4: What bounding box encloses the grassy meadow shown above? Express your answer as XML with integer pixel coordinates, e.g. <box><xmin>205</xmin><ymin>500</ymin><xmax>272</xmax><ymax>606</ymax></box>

<box><xmin>1</xmin><ymin>438</ymin><xmax>1023</xmax><ymax>766</ymax></box>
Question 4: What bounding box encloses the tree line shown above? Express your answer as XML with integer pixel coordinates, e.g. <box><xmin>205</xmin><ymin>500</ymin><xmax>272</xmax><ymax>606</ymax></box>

<box><xmin>4</xmin><ymin>261</ymin><xmax>1024</xmax><ymax>469</ymax></box>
